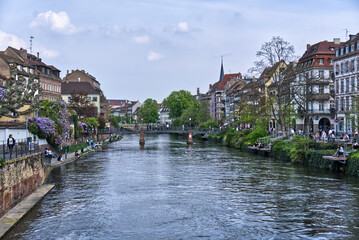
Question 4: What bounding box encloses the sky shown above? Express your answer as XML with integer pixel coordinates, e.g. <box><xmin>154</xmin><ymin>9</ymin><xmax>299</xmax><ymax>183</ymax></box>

<box><xmin>0</xmin><ymin>0</ymin><xmax>358</xmax><ymax>103</ymax></box>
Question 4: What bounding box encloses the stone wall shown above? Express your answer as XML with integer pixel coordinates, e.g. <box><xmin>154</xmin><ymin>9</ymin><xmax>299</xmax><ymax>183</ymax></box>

<box><xmin>0</xmin><ymin>153</ymin><xmax>45</xmax><ymax>217</ymax></box>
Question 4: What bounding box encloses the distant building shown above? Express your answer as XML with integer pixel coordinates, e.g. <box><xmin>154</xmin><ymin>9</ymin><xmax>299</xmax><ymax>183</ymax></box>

<box><xmin>333</xmin><ymin>33</ymin><xmax>359</xmax><ymax>134</ymax></box>
<box><xmin>61</xmin><ymin>81</ymin><xmax>102</xmax><ymax>115</ymax></box>
<box><xmin>158</xmin><ymin>104</ymin><xmax>171</xmax><ymax>125</ymax></box>
<box><xmin>206</xmin><ymin>58</ymin><xmax>242</xmax><ymax>122</ymax></box>
<box><xmin>63</xmin><ymin>70</ymin><xmax>109</xmax><ymax>117</ymax></box>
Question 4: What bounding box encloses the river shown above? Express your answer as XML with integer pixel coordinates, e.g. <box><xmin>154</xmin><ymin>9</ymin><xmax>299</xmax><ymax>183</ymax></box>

<box><xmin>4</xmin><ymin>134</ymin><xmax>359</xmax><ymax>239</ymax></box>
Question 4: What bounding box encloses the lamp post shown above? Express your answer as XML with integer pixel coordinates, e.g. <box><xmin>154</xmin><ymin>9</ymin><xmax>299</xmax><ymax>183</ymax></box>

<box><xmin>189</xmin><ymin>118</ymin><xmax>191</xmax><ymax>129</ymax></box>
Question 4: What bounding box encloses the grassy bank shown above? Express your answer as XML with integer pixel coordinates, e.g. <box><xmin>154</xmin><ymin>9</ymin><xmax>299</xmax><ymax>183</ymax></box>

<box><xmin>202</xmin><ymin>127</ymin><xmax>359</xmax><ymax>176</ymax></box>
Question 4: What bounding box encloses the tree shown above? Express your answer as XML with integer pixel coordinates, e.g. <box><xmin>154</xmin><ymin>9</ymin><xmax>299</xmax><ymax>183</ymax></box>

<box><xmin>138</xmin><ymin>98</ymin><xmax>159</xmax><ymax>123</ymax></box>
<box><xmin>248</xmin><ymin>36</ymin><xmax>297</xmax><ymax>76</ymax></box>
<box><xmin>180</xmin><ymin>100</ymin><xmax>211</xmax><ymax>126</ymax></box>
<box><xmin>162</xmin><ymin>90</ymin><xmax>194</xmax><ymax>119</ymax></box>
<box><xmin>0</xmin><ymin>64</ymin><xmax>40</xmax><ymax>118</ymax></box>
<box><xmin>109</xmin><ymin>115</ymin><xmax>119</xmax><ymax>129</ymax></box>
<box><xmin>68</xmin><ymin>91</ymin><xmax>97</xmax><ymax>119</ymax></box>
<box><xmin>83</xmin><ymin>117</ymin><xmax>99</xmax><ymax>133</ymax></box>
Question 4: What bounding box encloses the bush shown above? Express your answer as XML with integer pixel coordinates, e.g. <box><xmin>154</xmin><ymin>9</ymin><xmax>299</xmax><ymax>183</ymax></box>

<box><xmin>199</xmin><ymin>120</ymin><xmax>219</xmax><ymax>128</ymax></box>
<box><xmin>0</xmin><ymin>157</ymin><xmax>5</xmax><ymax>168</ymax></box>
<box><xmin>245</xmin><ymin>128</ymin><xmax>268</xmax><ymax>145</ymax></box>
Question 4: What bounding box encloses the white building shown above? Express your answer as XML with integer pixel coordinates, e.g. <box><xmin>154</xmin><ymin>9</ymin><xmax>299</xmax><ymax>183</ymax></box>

<box><xmin>333</xmin><ymin>33</ymin><xmax>359</xmax><ymax>134</ymax></box>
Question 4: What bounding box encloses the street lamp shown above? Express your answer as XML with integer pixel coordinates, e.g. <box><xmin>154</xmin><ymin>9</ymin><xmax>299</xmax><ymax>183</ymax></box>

<box><xmin>189</xmin><ymin>118</ymin><xmax>191</xmax><ymax>129</ymax></box>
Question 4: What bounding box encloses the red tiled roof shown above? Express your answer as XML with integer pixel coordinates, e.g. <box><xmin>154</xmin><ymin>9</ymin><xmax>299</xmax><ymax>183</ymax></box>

<box><xmin>299</xmin><ymin>41</ymin><xmax>341</xmax><ymax>61</ymax></box>
<box><xmin>209</xmin><ymin>73</ymin><xmax>242</xmax><ymax>92</ymax></box>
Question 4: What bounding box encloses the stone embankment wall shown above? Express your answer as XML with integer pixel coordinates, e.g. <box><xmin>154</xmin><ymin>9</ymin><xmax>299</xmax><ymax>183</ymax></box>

<box><xmin>0</xmin><ymin>153</ymin><xmax>45</xmax><ymax>217</ymax></box>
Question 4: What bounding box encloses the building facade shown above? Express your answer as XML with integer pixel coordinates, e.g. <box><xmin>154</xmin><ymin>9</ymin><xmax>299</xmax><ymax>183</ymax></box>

<box><xmin>333</xmin><ymin>33</ymin><xmax>359</xmax><ymax>134</ymax></box>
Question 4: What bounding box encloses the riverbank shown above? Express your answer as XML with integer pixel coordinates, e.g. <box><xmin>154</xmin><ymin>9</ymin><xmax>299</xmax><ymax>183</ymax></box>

<box><xmin>197</xmin><ymin>128</ymin><xmax>359</xmax><ymax>177</ymax></box>
<box><xmin>0</xmin><ymin>135</ymin><xmax>122</xmax><ymax>239</ymax></box>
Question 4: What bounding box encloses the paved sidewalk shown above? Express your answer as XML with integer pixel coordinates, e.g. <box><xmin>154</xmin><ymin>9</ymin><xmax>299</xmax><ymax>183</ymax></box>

<box><xmin>0</xmin><ymin>184</ymin><xmax>54</xmax><ymax>238</ymax></box>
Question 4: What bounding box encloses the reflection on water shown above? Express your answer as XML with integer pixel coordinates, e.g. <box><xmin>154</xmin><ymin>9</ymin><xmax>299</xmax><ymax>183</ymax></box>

<box><xmin>5</xmin><ymin>134</ymin><xmax>359</xmax><ymax>239</ymax></box>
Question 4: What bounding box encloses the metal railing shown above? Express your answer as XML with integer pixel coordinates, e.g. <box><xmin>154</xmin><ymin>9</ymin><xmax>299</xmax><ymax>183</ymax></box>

<box><xmin>0</xmin><ymin>138</ymin><xmax>40</xmax><ymax>161</ymax></box>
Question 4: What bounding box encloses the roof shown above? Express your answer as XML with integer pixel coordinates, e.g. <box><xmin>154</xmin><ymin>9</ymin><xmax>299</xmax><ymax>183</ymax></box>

<box><xmin>299</xmin><ymin>41</ymin><xmax>340</xmax><ymax>61</ymax></box>
<box><xmin>208</xmin><ymin>72</ymin><xmax>242</xmax><ymax>93</ymax></box>
<box><xmin>0</xmin><ymin>73</ymin><xmax>7</xmax><ymax>80</ymax></box>
<box><xmin>160</xmin><ymin>106</ymin><xmax>170</xmax><ymax>112</ymax></box>
<box><xmin>61</xmin><ymin>82</ymin><xmax>100</xmax><ymax>95</ymax></box>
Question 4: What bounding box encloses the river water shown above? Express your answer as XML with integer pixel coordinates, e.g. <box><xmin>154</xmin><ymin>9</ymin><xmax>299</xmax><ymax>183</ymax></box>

<box><xmin>4</xmin><ymin>134</ymin><xmax>359</xmax><ymax>239</ymax></box>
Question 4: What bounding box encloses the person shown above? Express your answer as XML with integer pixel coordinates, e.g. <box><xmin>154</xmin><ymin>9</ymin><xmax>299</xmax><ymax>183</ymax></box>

<box><xmin>335</xmin><ymin>145</ymin><xmax>344</xmax><ymax>157</ymax></box>
<box><xmin>7</xmin><ymin>134</ymin><xmax>16</xmax><ymax>157</ymax></box>
<box><xmin>259</xmin><ymin>142</ymin><xmax>264</xmax><ymax>148</ymax></box>
<box><xmin>253</xmin><ymin>142</ymin><xmax>258</xmax><ymax>147</ymax></box>
<box><xmin>75</xmin><ymin>150</ymin><xmax>80</xmax><ymax>158</ymax></box>
<box><xmin>343</xmin><ymin>133</ymin><xmax>350</xmax><ymax>141</ymax></box>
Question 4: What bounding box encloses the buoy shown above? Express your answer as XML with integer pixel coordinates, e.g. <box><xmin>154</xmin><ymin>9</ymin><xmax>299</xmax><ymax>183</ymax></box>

<box><xmin>139</xmin><ymin>130</ymin><xmax>145</xmax><ymax>145</ymax></box>
<box><xmin>187</xmin><ymin>131</ymin><xmax>193</xmax><ymax>145</ymax></box>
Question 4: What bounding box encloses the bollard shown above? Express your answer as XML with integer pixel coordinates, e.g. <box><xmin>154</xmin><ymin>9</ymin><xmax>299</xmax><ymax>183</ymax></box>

<box><xmin>139</xmin><ymin>130</ymin><xmax>145</xmax><ymax>145</ymax></box>
<box><xmin>187</xmin><ymin>131</ymin><xmax>193</xmax><ymax>145</ymax></box>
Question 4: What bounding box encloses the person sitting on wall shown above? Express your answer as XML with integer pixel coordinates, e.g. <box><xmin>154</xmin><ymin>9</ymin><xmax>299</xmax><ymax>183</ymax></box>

<box><xmin>259</xmin><ymin>142</ymin><xmax>264</xmax><ymax>148</ymax></box>
<box><xmin>253</xmin><ymin>142</ymin><xmax>259</xmax><ymax>147</ymax></box>
<box><xmin>335</xmin><ymin>145</ymin><xmax>344</xmax><ymax>157</ymax></box>
<box><xmin>343</xmin><ymin>133</ymin><xmax>350</xmax><ymax>142</ymax></box>
<box><xmin>353</xmin><ymin>142</ymin><xmax>359</xmax><ymax>150</ymax></box>
<box><xmin>75</xmin><ymin>150</ymin><xmax>80</xmax><ymax>158</ymax></box>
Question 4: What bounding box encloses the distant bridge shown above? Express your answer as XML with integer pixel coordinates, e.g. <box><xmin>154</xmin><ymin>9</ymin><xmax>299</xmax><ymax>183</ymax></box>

<box><xmin>99</xmin><ymin>127</ymin><xmax>219</xmax><ymax>136</ymax></box>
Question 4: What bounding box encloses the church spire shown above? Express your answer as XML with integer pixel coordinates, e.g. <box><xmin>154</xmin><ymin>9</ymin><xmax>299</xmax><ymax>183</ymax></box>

<box><xmin>219</xmin><ymin>56</ymin><xmax>224</xmax><ymax>82</ymax></box>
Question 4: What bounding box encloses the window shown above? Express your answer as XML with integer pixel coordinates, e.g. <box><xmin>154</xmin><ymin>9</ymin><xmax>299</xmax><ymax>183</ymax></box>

<box><xmin>346</xmin><ymin>96</ymin><xmax>350</xmax><ymax>110</ymax></box>
<box><xmin>17</xmin><ymin>65</ymin><xmax>23</xmax><ymax>71</ymax></box>
<box><xmin>318</xmin><ymin>58</ymin><xmax>324</xmax><ymax>65</ymax></box>
<box><xmin>351</xmin><ymin>60</ymin><xmax>355</xmax><ymax>72</ymax></box>
<box><xmin>86</xmin><ymin>97</ymin><xmax>91</xmax><ymax>102</ymax></box>
<box><xmin>319</xmin><ymin>101</ymin><xmax>324</xmax><ymax>111</ymax></box>
<box><xmin>341</xmin><ymin>97</ymin><xmax>345</xmax><ymax>111</ymax></box>
<box><xmin>336</xmin><ymin>80</ymin><xmax>339</xmax><ymax>93</ymax></box>
<box><xmin>319</xmin><ymin>71</ymin><xmax>324</xmax><ymax>79</ymax></box>
<box><xmin>336</xmin><ymin>98</ymin><xmax>339</xmax><ymax>111</ymax></box>
<box><xmin>68</xmin><ymin>97</ymin><xmax>72</xmax><ymax>102</ymax></box>
<box><xmin>345</xmin><ymin>62</ymin><xmax>349</xmax><ymax>73</ymax></box>
<box><xmin>336</xmin><ymin>50</ymin><xmax>339</xmax><ymax>57</ymax></box>
<box><xmin>346</xmin><ymin>78</ymin><xmax>350</xmax><ymax>92</ymax></box>
<box><xmin>92</xmin><ymin>97</ymin><xmax>97</xmax><ymax>102</ymax></box>
<box><xmin>336</xmin><ymin>64</ymin><xmax>340</xmax><ymax>75</ymax></box>
<box><xmin>352</xmin><ymin>77</ymin><xmax>355</xmax><ymax>92</ymax></box>
<box><xmin>328</xmin><ymin>58</ymin><xmax>333</xmax><ymax>65</ymax></box>
<box><xmin>341</xmin><ymin>63</ymin><xmax>344</xmax><ymax>74</ymax></box>
<box><xmin>319</xmin><ymin>85</ymin><xmax>324</xmax><ymax>94</ymax></box>
<box><xmin>341</xmin><ymin>79</ymin><xmax>344</xmax><ymax>93</ymax></box>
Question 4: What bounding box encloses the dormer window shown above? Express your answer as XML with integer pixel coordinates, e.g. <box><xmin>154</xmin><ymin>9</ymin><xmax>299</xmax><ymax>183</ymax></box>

<box><xmin>329</xmin><ymin>47</ymin><xmax>334</xmax><ymax>51</ymax></box>
<box><xmin>17</xmin><ymin>65</ymin><xmax>23</xmax><ymax>71</ymax></box>
<box><xmin>318</xmin><ymin>58</ymin><xmax>324</xmax><ymax>65</ymax></box>
<box><xmin>336</xmin><ymin>50</ymin><xmax>339</xmax><ymax>57</ymax></box>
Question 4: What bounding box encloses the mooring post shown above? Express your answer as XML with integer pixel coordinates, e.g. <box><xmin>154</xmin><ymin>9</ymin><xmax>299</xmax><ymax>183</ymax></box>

<box><xmin>187</xmin><ymin>130</ymin><xmax>193</xmax><ymax>145</ymax></box>
<box><xmin>139</xmin><ymin>130</ymin><xmax>145</xmax><ymax>145</ymax></box>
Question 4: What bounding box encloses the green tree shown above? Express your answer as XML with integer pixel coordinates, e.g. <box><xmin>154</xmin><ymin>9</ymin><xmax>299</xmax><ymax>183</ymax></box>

<box><xmin>83</xmin><ymin>117</ymin><xmax>99</xmax><ymax>133</ymax></box>
<box><xmin>180</xmin><ymin>100</ymin><xmax>211</xmax><ymax>126</ymax></box>
<box><xmin>163</xmin><ymin>90</ymin><xmax>194</xmax><ymax>119</ymax></box>
<box><xmin>109</xmin><ymin>115</ymin><xmax>119</xmax><ymax>129</ymax></box>
<box><xmin>138</xmin><ymin>98</ymin><xmax>159</xmax><ymax>123</ymax></box>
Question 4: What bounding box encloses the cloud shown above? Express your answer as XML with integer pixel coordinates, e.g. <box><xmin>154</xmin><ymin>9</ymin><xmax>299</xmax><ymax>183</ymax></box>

<box><xmin>132</xmin><ymin>35</ymin><xmax>149</xmax><ymax>44</ymax></box>
<box><xmin>0</xmin><ymin>31</ymin><xmax>26</xmax><ymax>50</ymax></box>
<box><xmin>147</xmin><ymin>51</ymin><xmax>164</xmax><ymax>61</ymax></box>
<box><xmin>176</xmin><ymin>22</ymin><xmax>190</xmax><ymax>33</ymax></box>
<box><xmin>36</xmin><ymin>47</ymin><xmax>60</xmax><ymax>59</ymax></box>
<box><xmin>30</xmin><ymin>11</ymin><xmax>79</xmax><ymax>35</ymax></box>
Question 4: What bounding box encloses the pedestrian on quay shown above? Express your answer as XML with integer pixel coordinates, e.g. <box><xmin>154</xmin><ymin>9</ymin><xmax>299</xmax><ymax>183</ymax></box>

<box><xmin>7</xmin><ymin>134</ymin><xmax>16</xmax><ymax>157</ymax></box>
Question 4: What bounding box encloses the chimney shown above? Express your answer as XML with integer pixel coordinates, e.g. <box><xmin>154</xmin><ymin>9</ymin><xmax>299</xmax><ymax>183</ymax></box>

<box><xmin>37</xmin><ymin>52</ymin><xmax>39</xmax><ymax>59</ymax></box>
<box><xmin>306</xmin><ymin>44</ymin><xmax>311</xmax><ymax>50</ymax></box>
<box><xmin>333</xmin><ymin>38</ymin><xmax>340</xmax><ymax>45</ymax></box>
<box><xmin>349</xmin><ymin>35</ymin><xmax>355</xmax><ymax>41</ymax></box>
<box><xmin>71</xmin><ymin>70</ymin><xmax>74</xmax><ymax>73</ymax></box>
<box><xmin>67</xmin><ymin>70</ymin><xmax>69</xmax><ymax>75</ymax></box>
<box><xmin>197</xmin><ymin>87</ymin><xmax>200</xmax><ymax>96</ymax></box>
<box><xmin>209</xmin><ymin>84</ymin><xmax>212</xmax><ymax>89</ymax></box>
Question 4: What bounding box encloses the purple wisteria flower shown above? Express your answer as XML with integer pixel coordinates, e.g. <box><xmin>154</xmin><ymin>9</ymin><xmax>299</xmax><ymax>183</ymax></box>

<box><xmin>0</xmin><ymin>88</ymin><xmax>5</xmax><ymax>100</ymax></box>
<box><xmin>29</xmin><ymin>117</ymin><xmax>56</xmax><ymax>137</ymax></box>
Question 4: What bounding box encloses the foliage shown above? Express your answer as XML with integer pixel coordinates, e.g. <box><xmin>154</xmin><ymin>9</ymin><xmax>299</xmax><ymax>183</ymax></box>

<box><xmin>180</xmin><ymin>100</ymin><xmax>211</xmax><ymax>126</ymax></box>
<box><xmin>288</xmin><ymin>135</ymin><xmax>312</xmax><ymax>163</ymax></box>
<box><xmin>29</xmin><ymin>101</ymin><xmax>70</xmax><ymax>147</ymax></box>
<box><xmin>171</xmin><ymin>118</ymin><xmax>183</xmax><ymax>127</ymax></box>
<box><xmin>67</xmin><ymin>91</ymin><xmax>97</xmax><ymax>119</ymax></box>
<box><xmin>138</xmin><ymin>98</ymin><xmax>159</xmax><ymax>123</ymax></box>
<box><xmin>83</xmin><ymin>117</ymin><xmax>99</xmax><ymax>133</ymax></box>
<box><xmin>73</xmin><ymin>115</ymin><xmax>79</xmax><ymax>138</ymax></box>
<box><xmin>163</xmin><ymin>90</ymin><xmax>194</xmax><ymax>119</ymax></box>
<box><xmin>199</xmin><ymin>120</ymin><xmax>219</xmax><ymax>128</ymax></box>
<box><xmin>68</xmin><ymin>142</ymin><xmax>88</xmax><ymax>154</ymax></box>
<box><xmin>245</xmin><ymin>127</ymin><xmax>268</xmax><ymax>145</ymax></box>
<box><xmin>0</xmin><ymin>157</ymin><xmax>6</xmax><ymax>168</ymax></box>
<box><xmin>98</xmin><ymin>116</ymin><xmax>106</xmax><ymax>129</ymax></box>
<box><xmin>109</xmin><ymin>115</ymin><xmax>119</xmax><ymax>129</ymax></box>
<box><xmin>0</xmin><ymin>65</ymin><xmax>40</xmax><ymax>118</ymax></box>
